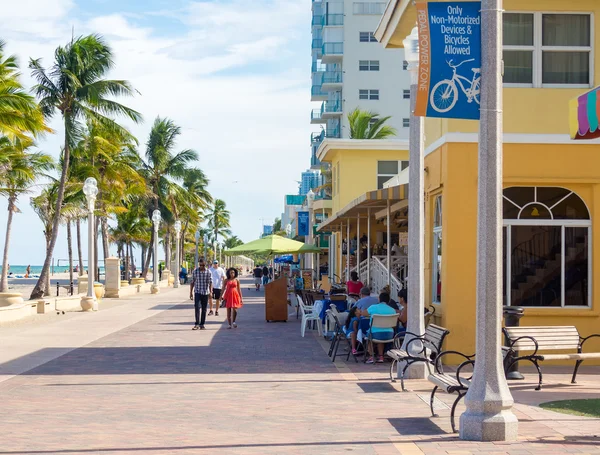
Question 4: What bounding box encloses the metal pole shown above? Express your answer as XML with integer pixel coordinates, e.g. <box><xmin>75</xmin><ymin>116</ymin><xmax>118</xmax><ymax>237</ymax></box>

<box><xmin>357</xmin><ymin>213</ymin><xmax>360</xmax><ymax>280</ymax></box>
<box><xmin>401</xmin><ymin>53</ymin><xmax>427</xmax><ymax>379</ymax></box>
<box><xmin>346</xmin><ymin>219</ymin><xmax>350</xmax><ymax>282</ymax></box>
<box><xmin>367</xmin><ymin>208</ymin><xmax>371</xmax><ymax>286</ymax></box>
<box><xmin>174</xmin><ymin>232</ymin><xmax>180</xmax><ymax>289</ymax></box>
<box><xmin>460</xmin><ymin>0</ymin><xmax>518</xmax><ymax>441</ymax></box>
<box><xmin>339</xmin><ymin>223</ymin><xmax>343</xmax><ymax>283</ymax></box>
<box><xmin>153</xmin><ymin>225</ymin><xmax>159</xmax><ymax>287</ymax></box>
<box><xmin>194</xmin><ymin>234</ymin><xmax>199</xmax><ymax>268</ymax></box>
<box><xmin>386</xmin><ymin>199</ymin><xmax>391</xmax><ymax>286</ymax></box>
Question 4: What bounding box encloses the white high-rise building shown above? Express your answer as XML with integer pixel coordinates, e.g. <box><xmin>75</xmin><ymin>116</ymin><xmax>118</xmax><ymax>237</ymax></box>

<box><xmin>310</xmin><ymin>0</ymin><xmax>411</xmax><ymax>159</ymax></box>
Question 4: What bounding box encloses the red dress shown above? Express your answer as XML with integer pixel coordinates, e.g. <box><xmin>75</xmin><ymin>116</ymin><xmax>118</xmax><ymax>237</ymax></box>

<box><xmin>346</xmin><ymin>280</ymin><xmax>363</xmax><ymax>295</ymax></box>
<box><xmin>223</xmin><ymin>279</ymin><xmax>243</xmax><ymax>309</ymax></box>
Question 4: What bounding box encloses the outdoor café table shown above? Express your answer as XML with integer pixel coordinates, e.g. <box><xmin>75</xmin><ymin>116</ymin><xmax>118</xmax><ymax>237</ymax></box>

<box><xmin>319</xmin><ymin>299</ymin><xmax>348</xmax><ymax>322</ymax></box>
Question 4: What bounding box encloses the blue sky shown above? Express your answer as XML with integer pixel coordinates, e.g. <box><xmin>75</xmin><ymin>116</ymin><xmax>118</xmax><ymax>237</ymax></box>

<box><xmin>1</xmin><ymin>0</ymin><xmax>313</xmax><ymax>265</ymax></box>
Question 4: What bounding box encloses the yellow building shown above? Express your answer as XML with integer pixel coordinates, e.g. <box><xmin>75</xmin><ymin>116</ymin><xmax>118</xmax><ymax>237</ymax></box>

<box><xmin>375</xmin><ymin>0</ymin><xmax>600</xmax><ymax>358</ymax></box>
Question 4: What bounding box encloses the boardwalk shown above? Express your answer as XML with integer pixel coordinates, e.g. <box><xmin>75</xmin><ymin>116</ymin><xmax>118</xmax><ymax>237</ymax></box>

<box><xmin>0</xmin><ymin>276</ymin><xmax>599</xmax><ymax>455</ymax></box>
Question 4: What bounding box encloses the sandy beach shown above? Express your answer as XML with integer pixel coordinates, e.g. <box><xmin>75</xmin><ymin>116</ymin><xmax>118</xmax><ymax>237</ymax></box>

<box><xmin>7</xmin><ymin>272</ymin><xmax>88</xmax><ymax>299</ymax></box>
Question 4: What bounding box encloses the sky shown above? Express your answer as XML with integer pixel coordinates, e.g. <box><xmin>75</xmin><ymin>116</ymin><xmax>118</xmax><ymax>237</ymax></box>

<box><xmin>0</xmin><ymin>0</ymin><xmax>313</xmax><ymax>265</ymax></box>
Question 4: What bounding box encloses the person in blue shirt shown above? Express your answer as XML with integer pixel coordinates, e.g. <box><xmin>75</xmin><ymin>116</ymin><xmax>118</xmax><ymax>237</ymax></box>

<box><xmin>355</xmin><ymin>286</ymin><xmax>379</xmax><ymax>315</ymax></box>
<box><xmin>366</xmin><ymin>292</ymin><xmax>398</xmax><ymax>364</ymax></box>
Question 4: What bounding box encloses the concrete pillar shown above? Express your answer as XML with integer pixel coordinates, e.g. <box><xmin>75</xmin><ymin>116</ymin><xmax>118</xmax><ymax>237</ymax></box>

<box><xmin>104</xmin><ymin>257</ymin><xmax>121</xmax><ymax>298</ymax></box>
<box><xmin>460</xmin><ymin>0</ymin><xmax>518</xmax><ymax>441</ymax></box>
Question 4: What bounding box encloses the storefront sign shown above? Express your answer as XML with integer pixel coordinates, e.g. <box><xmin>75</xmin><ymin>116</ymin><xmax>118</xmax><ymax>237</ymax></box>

<box><xmin>415</xmin><ymin>1</ymin><xmax>481</xmax><ymax>120</ymax></box>
<box><xmin>297</xmin><ymin>211</ymin><xmax>310</xmax><ymax>236</ymax></box>
<box><xmin>398</xmin><ymin>232</ymin><xmax>408</xmax><ymax>246</ymax></box>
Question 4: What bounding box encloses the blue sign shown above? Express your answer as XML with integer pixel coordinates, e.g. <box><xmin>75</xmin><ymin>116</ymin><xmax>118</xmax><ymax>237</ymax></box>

<box><xmin>415</xmin><ymin>1</ymin><xmax>481</xmax><ymax>120</ymax></box>
<box><xmin>297</xmin><ymin>211</ymin><xmax>309</xmax><ymax>236</ymax></box>
<box><xmin>263</xmin><ymin>225</ymin><xmax>273</xmax><ymax>236</ymax></box>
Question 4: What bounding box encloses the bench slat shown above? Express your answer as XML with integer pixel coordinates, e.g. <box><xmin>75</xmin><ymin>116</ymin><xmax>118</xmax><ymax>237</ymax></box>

<box><xmin>539</xmin><ymin>353</ymin><xmax>600</xmax><ymax>361</ymax></box>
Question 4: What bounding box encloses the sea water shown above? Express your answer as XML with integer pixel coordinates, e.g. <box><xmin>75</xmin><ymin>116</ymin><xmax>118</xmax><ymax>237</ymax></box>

<box><xmin>0</xmin><ymin>265</ymin><xmax>105</xmax><ymax>277</ymax></box>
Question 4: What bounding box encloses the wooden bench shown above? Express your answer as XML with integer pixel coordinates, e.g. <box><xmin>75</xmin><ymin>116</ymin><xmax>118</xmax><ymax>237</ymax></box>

<box><xmin>503</xmin><ymin>326</ymin><xmax>600</xmax><ymax>391</ymax></box>
<box><xmin>387</xmin><ymin>323</ymin><xmax>450</xmax><ymax>390</ymax></box>
<box><xmin>427</xmin><ymin>350</ymin><xmax>474</xmax><ymax>433</ymax></box>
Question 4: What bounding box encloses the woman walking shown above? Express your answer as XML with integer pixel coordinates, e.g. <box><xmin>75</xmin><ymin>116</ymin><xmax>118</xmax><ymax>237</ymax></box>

<box><xmin>222</xmin><ymin>268</ymin><xmax>243</xmax><ymax>329</ymax></box>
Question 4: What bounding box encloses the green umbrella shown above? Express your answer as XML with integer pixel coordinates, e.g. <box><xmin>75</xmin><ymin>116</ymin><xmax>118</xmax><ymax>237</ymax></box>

<box><xmin>224</xmin><ymin>235</ymin><xmax>321</xmax><ymax>256</ymax></box>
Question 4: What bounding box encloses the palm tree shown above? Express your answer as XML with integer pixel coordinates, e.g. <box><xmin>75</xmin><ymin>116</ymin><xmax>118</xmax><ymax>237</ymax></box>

<box><xmin>347</xmin><ymin>108</ymin><xmax>397</xmax><ymax>139</ymax></box>
<box><xmin>207</xmin><ymin>199</ymin><xmax>231</xmax><ymax>259</ymax></box>
<box><xmin>140</xmin><ymin>117</ymin><xmax>198</xmax><ymax>277</ymax></box>
<box><xmin>223</xmin><ymin>236</ymin><xmax>243</xmax><ymax>250</ymax></box>
<box><xmin>0</xmin><ymin>40</ymin><xmax>50</xmax><ymax>141</ymax></box>
<box><xmin>28</xmin><ymin>34</ymin><xmax>142</xmax><ymax>299</ymax></box>
<box><xmin>0</xmin><ymin>138</ymin><xmax>53</xmax><ymax>292</ymax></box>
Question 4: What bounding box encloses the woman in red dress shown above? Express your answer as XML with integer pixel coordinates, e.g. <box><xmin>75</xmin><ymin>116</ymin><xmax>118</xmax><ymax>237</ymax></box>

<box><xmin>222</xmin><ymin>268</ymin><xmax>243</xmax><ymax>329</ymax></box>
<box><xmin>346</xmin><ymin>271</ymin><xmax>364</xmax><ymax>298</ymax></box>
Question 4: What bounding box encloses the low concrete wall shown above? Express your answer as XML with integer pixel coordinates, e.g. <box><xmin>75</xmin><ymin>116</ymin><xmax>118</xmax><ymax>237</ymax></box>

<box><xmin>37</xmin><ymin>294</ymin><xmax>87</xmax><ymax>314</ymax></box>
<box><xmin>0</xmin><ymin>301</ymin><xmax>37</xmax><ymax>323</ymax></box>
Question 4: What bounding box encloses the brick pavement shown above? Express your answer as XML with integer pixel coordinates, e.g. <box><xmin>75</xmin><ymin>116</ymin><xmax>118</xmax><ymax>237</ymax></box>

<box><xmin>0</xmin><ymin>276</ymin><xmax>599</xmax><ymax>455</ymax></box>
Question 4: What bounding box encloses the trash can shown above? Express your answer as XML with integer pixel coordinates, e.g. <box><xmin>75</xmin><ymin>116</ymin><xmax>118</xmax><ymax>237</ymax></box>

<box><xmin>503</xmin><ymin>306</ymin><xmax>525</xmax><ymax>380</ymax></box>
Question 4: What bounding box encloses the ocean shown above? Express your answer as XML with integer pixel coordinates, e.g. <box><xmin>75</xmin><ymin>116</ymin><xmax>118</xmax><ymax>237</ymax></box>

<box><xmin>1</xmin><ymin>265</ymin><xmax>105</xmax><ymax>277</ymax></box>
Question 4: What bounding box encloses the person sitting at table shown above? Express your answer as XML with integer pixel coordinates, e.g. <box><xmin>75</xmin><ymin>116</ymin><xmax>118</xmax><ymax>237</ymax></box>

<box><xmin>355</xmin><ymin>286</ymin><xmax>378</xmax><ymax>314</ymax></box>
<box><xmin>344</xmin><ymin>306</ymin><xmax>361</xmax><ymax>355</ymax></box>
<box><xmin>398</xmin><ymin>289</ymin><xmax>408</xmax><ymax>328</ymax></box>
<box><xmin>366</xmin><ymin>292</ymin><xmax>398</xmax><ymax>364</ymax></box>
<box><xmin>346</xmin><ymin>271</ymin><xmax>363</xmax><ymax>297</ymax></box>
<box><xmin>380</xmin><ymin>285</ymin><xmax>400</xmax><ymax>312</ymax></box>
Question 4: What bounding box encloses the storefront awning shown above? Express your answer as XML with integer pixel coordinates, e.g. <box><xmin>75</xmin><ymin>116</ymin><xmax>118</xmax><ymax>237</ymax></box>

<box><xmin>317</xmin><ymin>184</ymin><xmax>409</xmax><ymax>232</ymax></box>
<box><xmin>570</xmin><ymin>86</ymin><xmax>600</xmax><ymax>140</ymax></box>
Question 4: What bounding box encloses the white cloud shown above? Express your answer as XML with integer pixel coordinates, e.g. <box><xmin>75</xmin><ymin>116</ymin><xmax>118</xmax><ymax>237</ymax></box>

<box><xmin>0</xmin><ymin>0</ymin><xmax>312</xmax><ymax>265</ymax></box>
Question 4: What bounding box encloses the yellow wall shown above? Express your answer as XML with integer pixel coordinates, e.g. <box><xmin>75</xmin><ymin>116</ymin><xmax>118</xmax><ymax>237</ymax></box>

<box><xmin>423</xmin><ymin>0</ymin><xmax>600</xmax><ymax>147</ymax></box>
<box><xmin>425</xmin><ymin>142</ymin><xmax>600</xmax><ymax>362</ymax></box>
<box><xmin>328</xmin><ymin>148</ymin><xmax>409</xmax><ymax>214</ymax></box>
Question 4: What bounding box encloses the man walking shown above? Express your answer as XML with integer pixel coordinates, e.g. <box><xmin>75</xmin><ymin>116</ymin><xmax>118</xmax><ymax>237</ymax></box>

<box><xmin>189</xmin><ymin>259</ymin><xmax>212</xmax><ymax>330</ymax></box>
<box><xmin>253</xmin><ymin>265</ymin><xmax>263</xmax><ymax>291</ymax></box>
<box><xmin>209</xmin><ymin>260</ymin><xmax>225</xmax><ymax>316</ymax></box>
<box><xmin>262</xmin><ymin>264</ymin><xmax>269</xmax><ymax>286</ymax></box>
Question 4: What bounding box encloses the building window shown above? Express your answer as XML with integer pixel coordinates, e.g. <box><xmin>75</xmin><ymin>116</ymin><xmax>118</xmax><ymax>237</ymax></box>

<box><xmin>503</xmin><ymin>12</ymin><xmax>591</xmax><ymax>86</ymax></box>
<box><xmin>359</xmin><ymin>31</ymin><xmax>377</xmax><ymax>42</ymax></box>
<box><xmin>402</xmin><ymin>118</ymin><xmax>410</xmax><ymax>128</ymax></box>
<box><xmin>403</xmin><ymin>60</ymin><xmax>408</xmax><ymax>70</ymax></box>
<box><xmin>503</xmin><ymin>187</ymin><xmax>591</xmax><ymax>308</ymax></box>
<box><xmin>359</xmin><ymin>89</ymin><xmax>379</xmax><ymax>100</ymax></box>
<box><xmin>403</xmin><ymin>89</ymin><xmax>410</xmax><ymax>99</ymax></box>
<box><xmin>359</xmin><ymin>60</ymin><xmax>380</xmax><ymax>71</ymax></box>
<box><xmin>432</xmin><ymin>196</ymin><xmax>442</xmax><ymax>303</ymax></box>
<box><xmin>377</xmin><ymin>160</ymin><xmax>407</xmax><ymax>189</ymax></box>
<box><xmin>353</xmin><ymin>2</ymin><xmax>386</xmax><ymax>15</ymax></box>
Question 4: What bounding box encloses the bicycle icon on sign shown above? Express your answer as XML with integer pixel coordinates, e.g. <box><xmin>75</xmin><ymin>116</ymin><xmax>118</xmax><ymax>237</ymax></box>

<box><xmin>430</xmin><ymin>59</ymin><xmax>481</xmax><ymax>113</ymax></box>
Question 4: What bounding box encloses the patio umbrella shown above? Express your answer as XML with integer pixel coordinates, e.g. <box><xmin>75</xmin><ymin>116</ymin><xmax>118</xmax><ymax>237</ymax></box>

<box><xmin>569</xmin><ymin>85</ymin><xmax>600</xmax><ymax>139</ymax></box>
<box><xmin>224</xmin><ymin>235</ymin><xmax>321</xmax><ymax>256</ymax></box>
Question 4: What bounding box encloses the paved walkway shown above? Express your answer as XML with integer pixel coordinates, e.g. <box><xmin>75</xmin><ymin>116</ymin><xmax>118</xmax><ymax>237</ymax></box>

<box><xmin>1</xmin><ymin>276</ymin><xmax>599</xmax><ymax>455</ymax></box>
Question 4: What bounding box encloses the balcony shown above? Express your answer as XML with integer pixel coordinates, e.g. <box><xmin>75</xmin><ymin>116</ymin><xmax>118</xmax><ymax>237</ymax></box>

<box><xmin>322</xmin><ymin>70</ymin><xmax>343</xmax><ymax>90</ymax></box>
<box><xmin>311</xmin><ymin>109</ymin><xmax>326</xmax><ymax>124</ymax></box>
<box><xmin>311</xmin><ymin>130</ymin><xmax>325</xmax><ymax>146</ymax></box>
<box><xmin>311</xmin><ymin>84</ymin><xmax>327</xmax><ymax>101</ymax></box>
<box><xmin>312</xmin><ymin>15</ymin><xmax>323</xmax><ymax>27</ymax></box>
<box><xmin>322</xmin><ymin>100</ymin><xmax>342</xmax><ymax>118</ymax></box>
<box><xmin>321</xmin><ymin>42</ymin><xmax>343</xmax><ymax>63</ymax></box>
<box><xmin>322</xmin><ymin>14</ymin><xmax>344</xmax><ymax>26</ymax></box>
<box><xmin>311</xmin><ymin>61</ymin><xmax>326</xmax><ymax>73</ymax></box>
<box><xmin>312</xmin><ymin>39</ymin><xmax>323</xmax><ymax>58</ymax></box>
<box><xmin>326</xmin><ymin>125</ymin><xmax>341</xmax><ymax>138</ymax></box>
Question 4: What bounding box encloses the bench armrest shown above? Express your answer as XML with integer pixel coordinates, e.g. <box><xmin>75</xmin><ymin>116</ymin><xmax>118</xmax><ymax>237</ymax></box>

<box><xmin>434</xmin><ymin>350</ymin><xmax>475</xmax><ymax>376</ymax></box>
<box><xmin>506</xmin><ymin>335</ymin><xmax>539</xmax><ymax>357</ymax></box>
<box><xmin>580</xmin><ymin>334</ymin><xmax>600</xmax><ymax>352</ymax></box>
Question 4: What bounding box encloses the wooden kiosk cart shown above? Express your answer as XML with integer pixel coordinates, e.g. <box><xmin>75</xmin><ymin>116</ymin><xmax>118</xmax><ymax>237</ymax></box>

<box><xmin>265</xmin><ymin>277</ymin><xmax>288</xmax><ymax>322</ymax></box>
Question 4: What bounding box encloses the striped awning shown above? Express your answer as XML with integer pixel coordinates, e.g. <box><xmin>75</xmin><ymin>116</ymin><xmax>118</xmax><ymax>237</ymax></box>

<box><xmin>570</xmin><ymin>86</ymin><xmax>600</xmax><ymax>140</ymax></box>
<box><xmin>317</xmin><ymin>184</ymin><xmax>409</xmax><ymax>232</ymax></box>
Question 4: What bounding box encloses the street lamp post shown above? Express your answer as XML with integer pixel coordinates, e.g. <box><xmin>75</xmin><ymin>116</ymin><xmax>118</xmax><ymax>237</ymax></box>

<box><xmin>194</xmin><ymin>230</ymin><xmax>200</xmax><ymax>268</ymax></box>
<box><xmin>203</xmin><ymin>235</ymin><xmax>208</xmax><ymax>260</ymax></box>
<box><xmin>80</xmin><ymin>177</ymin><xmax>98</xmax><ymax>311</ymax></box>
<box><xmin>400</xmin><ymin>27</ymin><xmax>426</xmax><ymax>380</ymax></box>
<box><xmin>174</xmin><ymin>220</ymin><xmax>182</xmax><ymax>289</ymax></box>
<box><xmin>306</xmin><ymin>190</ymin><xmax>315</xmax><ymax>273</ymax></box>
<box><xmin>151</xmin><ymin>210</ymin><xmax>161</xmax><ymax>294</ymax></box>
<box><xmin>460</xmin><ymin>0</ymin><xmax>518</xmax><ymax>441</ymax></box>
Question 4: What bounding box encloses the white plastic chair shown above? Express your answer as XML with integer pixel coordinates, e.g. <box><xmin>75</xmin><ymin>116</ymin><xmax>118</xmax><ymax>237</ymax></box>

<box><xmin>299</xmin><ymin>295</ymin><xmax>322</xmax><ymax>337</ymax></box>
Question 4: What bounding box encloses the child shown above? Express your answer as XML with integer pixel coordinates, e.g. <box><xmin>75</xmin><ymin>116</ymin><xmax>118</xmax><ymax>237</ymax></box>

<box><xmin>344</xmin><ymin>306</ymin><xmax>361</xmax><ymax>355</ymax></box>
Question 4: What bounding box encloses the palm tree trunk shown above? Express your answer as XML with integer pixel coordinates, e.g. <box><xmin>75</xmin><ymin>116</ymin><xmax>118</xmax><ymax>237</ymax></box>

<box><xmin>67</xmin><ymin>219</ymin><xmax>74</xmax><ymax>289</ymax></box>
<box><xmin>94</xmin><ymin>217</ymin><xmax>100</xmax><ymax>282</ymax></box>
<box><xmin>165</xmin><ymin>227</ymin><xmax>171</xmax><ymax>271</ymax></box>
<box><xmin>30</xmin><ymin>128</ymin><xmax>71</xmax><ymax>300</ymax></box>
<box><xmin>129</xmin><ymin>243</ymin><xmax>136</xmax><ymax>276</ymax></box>
<box><xmin>101</xmin><ymin>217</ymin><xmax>109</xmax><ymax>262</ymax></box>
<box><xmin>142</xmin><ymin>231</ymin><xmax>153</xmax><ymax>278</ymax></box>
<box><xmin>76</xmin><ymin>218</ymin><xmax>84</xmax><ymax>276</ymax></box>
<box><xmin>0</xmin><ymin>196</ymin><xmax>16</xmax><ymax>293</ymax></box>
<box><xmin>44</xmin><ymin>232</ymin><xmax>51</xmax><ymax>297</ymax></box>
<box><xmin>125</xmin><ymin>243</ymin><xmax>130</xmax><ymax>282</ymax></box>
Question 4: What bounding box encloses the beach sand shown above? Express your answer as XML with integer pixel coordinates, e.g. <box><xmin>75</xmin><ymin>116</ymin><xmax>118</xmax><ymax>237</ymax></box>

<box><xmin>7</xmin><ymin>272</ymin><xmax>84</xmax><ymax>300</ymax></box>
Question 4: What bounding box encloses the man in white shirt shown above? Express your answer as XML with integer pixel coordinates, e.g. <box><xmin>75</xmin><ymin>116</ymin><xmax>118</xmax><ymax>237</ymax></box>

<box><xmin>209</xmin><ymin>260</ymin><xmax>226</xmax><ymax>316</ymax></box>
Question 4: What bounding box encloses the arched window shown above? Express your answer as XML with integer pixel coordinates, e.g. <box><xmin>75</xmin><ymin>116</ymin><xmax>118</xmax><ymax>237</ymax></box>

<box><xmin>503</xmin><ymin>187</ymin><xmax>590</xmax><ymax>308</ymax></box>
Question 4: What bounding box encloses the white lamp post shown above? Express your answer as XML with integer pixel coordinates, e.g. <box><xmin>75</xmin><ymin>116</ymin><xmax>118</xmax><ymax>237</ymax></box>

<box><xmin>80</xmin><ymin>177</ymin><xmax>98</xmax><ymax>311</ymax></box>
<box><xmin>194</xmin><ymin>230</ymin><xmax>200</xmax><ymax>268</ymax></box>
<box><xmin>174</xmin><ymin>220</ymin><xmax>182</xmax><ymax>289</ymax></box>
<box><xmin>151</xmin><ymin>209</ymin><xmax>161</xmax><ymax>294</ymax></box>
<box><xmin>285</xmin><ymin>223</ymin><xmax>292</xmax><ymax>237</ymax></box>
<box><xmin>399</xmin><ymin>26</ymin><xmax>427</xmax><ymax>380</ymax></box>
